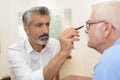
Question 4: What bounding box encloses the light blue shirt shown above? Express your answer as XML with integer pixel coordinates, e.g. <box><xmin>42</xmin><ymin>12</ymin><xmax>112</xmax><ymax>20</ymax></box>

<box><xmin>93</xmin><ymin>38</ymin><xmax>120</xmax><ymax>80</ymax></box>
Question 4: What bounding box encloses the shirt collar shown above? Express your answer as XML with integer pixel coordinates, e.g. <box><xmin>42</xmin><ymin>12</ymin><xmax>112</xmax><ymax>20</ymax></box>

<box><xmin>25</xmin><ymin>38</ymin><xmax>34</xmax><ymax>53</ymax></box>
<box><xmin>113</xmin><ymin>37</ymin><xmax>120</xmax><ymax>46</ymax></box>
<box><xmin>25</xmin><ymin>38</ymin><xmax>50</xmax><ymax>53</ymax></box>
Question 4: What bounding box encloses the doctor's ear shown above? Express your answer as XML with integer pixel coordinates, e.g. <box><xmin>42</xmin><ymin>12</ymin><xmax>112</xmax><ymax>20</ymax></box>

<box><xmin>24</xmin><ymin>25</ymin><xmax>29</xmax><ymax>35</ymax></box>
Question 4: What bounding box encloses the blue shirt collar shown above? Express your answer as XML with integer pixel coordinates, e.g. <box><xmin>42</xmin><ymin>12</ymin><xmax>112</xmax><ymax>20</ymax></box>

<box><xmin>113</xmin><ymin>38</ymin><xmax>120</xmax><ymax>46</ymax></box>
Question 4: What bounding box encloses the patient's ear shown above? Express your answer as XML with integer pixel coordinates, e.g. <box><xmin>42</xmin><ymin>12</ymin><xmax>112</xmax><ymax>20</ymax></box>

<box><xmin>103</xmin><ymin>20</ymin><xmax>113</xmax><ymax>38</ymax></box>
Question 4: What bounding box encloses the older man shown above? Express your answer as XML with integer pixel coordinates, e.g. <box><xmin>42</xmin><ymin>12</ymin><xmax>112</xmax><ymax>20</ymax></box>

<box><xmin>63</xmin><ymin>1</ymin><xmax>120</xmax><ymax>80</ymax></box>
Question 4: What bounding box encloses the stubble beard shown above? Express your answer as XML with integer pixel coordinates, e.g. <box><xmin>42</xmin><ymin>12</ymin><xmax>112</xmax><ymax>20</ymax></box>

<box><xmin>30</xmin><ymin>34</ymin><xmax>49</xmax><ymax>45</ymax></box>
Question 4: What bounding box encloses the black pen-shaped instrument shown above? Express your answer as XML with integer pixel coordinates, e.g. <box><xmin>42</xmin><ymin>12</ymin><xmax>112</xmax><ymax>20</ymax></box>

<box><xmin>75</xmin><ymin>25</ymin><xmax>84</xmax><ymax>30</ymax></box>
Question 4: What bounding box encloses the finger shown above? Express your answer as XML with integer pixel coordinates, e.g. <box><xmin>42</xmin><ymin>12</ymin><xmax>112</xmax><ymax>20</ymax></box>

<box><xmin>67</xmin><ymin>37</ymin><xmax>80</xmax><ymax>43</ymax></box>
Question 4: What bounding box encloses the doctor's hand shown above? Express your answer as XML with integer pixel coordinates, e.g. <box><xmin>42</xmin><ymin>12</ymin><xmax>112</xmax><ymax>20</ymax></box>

<box><xmin>59</xmin><ymin>27</ymin><xmax>80</xmax><ymax>56</ymax></box>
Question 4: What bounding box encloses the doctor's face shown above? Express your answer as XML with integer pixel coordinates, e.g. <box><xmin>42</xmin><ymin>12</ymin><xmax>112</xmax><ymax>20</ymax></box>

<box><xmin>25</xmin><ymin>14</ymin><xmax>50</xmax><ymax>45</ymax></box>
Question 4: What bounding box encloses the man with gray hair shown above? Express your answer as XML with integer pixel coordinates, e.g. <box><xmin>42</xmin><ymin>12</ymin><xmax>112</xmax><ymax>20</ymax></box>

<box><xmin>63</xmin><ymin>1</ymin><xmax>120</xmax><ymax>80</ymax></box>
<box><xmin>7</xmin><ymin>6</ymin><xmax>79</xmax><ymax>80</ymax></box>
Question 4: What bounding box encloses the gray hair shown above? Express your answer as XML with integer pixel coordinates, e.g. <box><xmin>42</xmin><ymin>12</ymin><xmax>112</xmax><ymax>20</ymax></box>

<box><xmin>22</xmin><ymin>6</ymin><xmax>50</xmax><ymax>26</ymax></box>
<box><xmin>92</xmin><ymin>1</ymin><xmax>120</xmax><ymax>34</ymax></box>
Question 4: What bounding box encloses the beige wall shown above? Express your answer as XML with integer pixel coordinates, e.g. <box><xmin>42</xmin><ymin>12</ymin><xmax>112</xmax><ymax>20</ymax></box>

<box><xmin>0</xmin><ymin>0</ymin><xmax>105</xmax><ymax>79</ymax></box>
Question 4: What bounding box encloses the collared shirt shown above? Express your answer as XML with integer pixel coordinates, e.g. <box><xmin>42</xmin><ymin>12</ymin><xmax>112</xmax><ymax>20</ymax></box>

<box><xmin>93</xmin><ymin>38</ymin><xmax>120</xmax><ymax>80</ymax></box>
<box><xmin>7</xmin><ymin>38</ymin><xmax>60</xmax><ymax>80</ymax></box>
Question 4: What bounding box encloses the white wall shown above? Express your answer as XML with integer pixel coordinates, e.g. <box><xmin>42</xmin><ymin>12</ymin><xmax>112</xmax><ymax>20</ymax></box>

<box><xmin>0</xmin><ymin>0</ymin><xmax>104</xmax><ymax>79</ymax></box>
